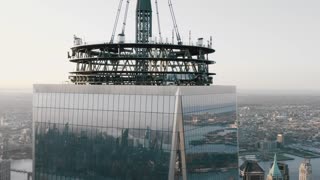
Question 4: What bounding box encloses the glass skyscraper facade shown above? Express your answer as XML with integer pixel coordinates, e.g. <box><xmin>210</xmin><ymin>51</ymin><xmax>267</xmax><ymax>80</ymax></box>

<box><xmin>33</xmin><ymin>85</ymin><xmax>238</xmax><ymax>180</ymax></box>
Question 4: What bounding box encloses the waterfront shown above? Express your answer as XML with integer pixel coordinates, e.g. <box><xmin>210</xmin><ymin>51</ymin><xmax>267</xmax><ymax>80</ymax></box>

<box><xmin>240</xmin><ymin>154</ymin><xmax>320</xmax><ymax>179</ymax></box>
<box><xmin>12</xmin><ymin>154</ymin><xmax>320</xmax><ymax>179</ymax></box>
<box><xmin>2</xmin><ymin>93</ymin><xmax>320</xmax><ymax>179</ymax></box>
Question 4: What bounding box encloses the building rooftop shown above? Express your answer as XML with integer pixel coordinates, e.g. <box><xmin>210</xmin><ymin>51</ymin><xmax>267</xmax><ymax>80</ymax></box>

<box><xmin>240</xmin><ymin>160</ymin><xmax>264</xmax><ymax>173</ymax></box>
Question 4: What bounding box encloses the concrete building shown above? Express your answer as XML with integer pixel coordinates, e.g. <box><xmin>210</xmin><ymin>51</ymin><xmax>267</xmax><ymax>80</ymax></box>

<box><xmin>299</xmin><ymin>159</ymin><xmax>312</xmax><ymax>180</ymax></box>
<box><xmin>0</xmin><ymin>160</ymin><xmax>11</xmax><ymax>180</ymax></box>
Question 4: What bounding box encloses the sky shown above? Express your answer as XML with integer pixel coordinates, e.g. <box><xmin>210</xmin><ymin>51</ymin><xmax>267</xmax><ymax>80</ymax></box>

<box><xmin>0</xmin><ymin>0</ymin><xmax>320</xmax><ymax>91</ymax></box>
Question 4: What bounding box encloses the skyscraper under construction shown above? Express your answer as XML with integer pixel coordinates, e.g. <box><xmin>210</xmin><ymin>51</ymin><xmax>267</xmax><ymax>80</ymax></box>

<box><xmin>69</xmin><ymin>0</ymin><xmax>215</xmax><ymax>86</ymax></box>
<box><xmin>33</xmin><ymin>1</ymin><xmax>238</xmax><ymax>179</ymax></box>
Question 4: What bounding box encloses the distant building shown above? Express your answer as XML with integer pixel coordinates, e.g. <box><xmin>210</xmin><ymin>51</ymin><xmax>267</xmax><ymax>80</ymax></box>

<box><xmin>277</xmin><ymin>134</ymin><xmax>285</xmax><ymax>145</ymax></box>
<box><xmin>240</xmin><ymin>160</ymin><xmax>264</xmax><ymax>180</ymax></box>
<box><xmin>2</xmin><ymin>137</ymin><xmax>9</xmax><ymax>160</ymax></box>
<box><xmin>0</xmin><ymin>116</ymin><xmax>4</xmax><ymax>126</ymax></box>
<box><xmin>267</xmin><ymin>154</ymin><xmax>283</xmax><ymax>180</ymax></box>
<box><xmin>271</xmin><ymin>162</ymin><xmax>289</xmax><ymax>180</ymax></box>
<box><xmin>299</xmin><ymin>159</ymin><xmax>312</xmax><ymax>180</ymax></box>
<box><xmin>0</xmin><ymin>160</ymin><xmax>11</xmax><ymax>180</ymax></box>
<box><xmin>258</xmin><ymin>140</ymin><xmax>277</xmax><ymax>151</ymax></box>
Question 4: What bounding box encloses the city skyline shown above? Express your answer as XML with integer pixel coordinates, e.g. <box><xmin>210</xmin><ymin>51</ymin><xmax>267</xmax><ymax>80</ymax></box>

<box><xmin>1</xmin><ymin>1</ymin><xmax>320</xmax><ymax>180</ymax></box>
<box><xmin>1</xmin><ymin>0</ymin><xmax>320</xmax><ymax>90</ymax></box>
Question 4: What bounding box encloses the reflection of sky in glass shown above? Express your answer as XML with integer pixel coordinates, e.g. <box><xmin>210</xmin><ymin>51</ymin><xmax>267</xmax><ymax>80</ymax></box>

<box><xmin>35</xmin><ymin>93</ymin><xmax>176</xmax><ymax>131</ymax></box>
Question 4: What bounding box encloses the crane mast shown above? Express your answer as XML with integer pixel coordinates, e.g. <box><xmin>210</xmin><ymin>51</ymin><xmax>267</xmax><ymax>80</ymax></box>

<box><xmin>136</xmin><ymin>0</ymin><xmax>152</xmax><ymax>43</ymax></box>
<box><xmin>110</xmin><ymin>0</ymin><xmax>124</xmax><ymax>43</ymax></box>
<box><xmin>168</xmin><ymin>0</ymin><xmax>182</xmax><ymax>44</ymax></box>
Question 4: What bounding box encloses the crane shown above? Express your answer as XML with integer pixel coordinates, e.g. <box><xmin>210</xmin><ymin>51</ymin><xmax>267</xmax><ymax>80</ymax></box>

<box><xmin>110</xmin><ymin>0</ymin><xmax>124</xmax><ymax>43</ymax></box>
<box><xmin>121</xmin><ymin>0</ymin><xmax>131</xmax><ymax>35</ymax></box>
<box><xmin>168</xmin><ymin>0</ymin><xmax>182</xmax><ymax>44</ymax></box>
<box><xmin>155</xmin><ymin>0</ymin><xmax>162</xmax><ymax>42</ymax></box>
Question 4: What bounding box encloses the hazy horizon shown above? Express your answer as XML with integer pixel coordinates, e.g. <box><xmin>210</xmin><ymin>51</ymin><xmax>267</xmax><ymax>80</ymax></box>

<box><xmin>1</xmin><ymin>87</ymin><xmax>319</xmax><ymax>96</ymax></box>
<box><xmin>1</xmin><ymin>0</ymin><xmax>320</xmax><ymax>90</ymax></box>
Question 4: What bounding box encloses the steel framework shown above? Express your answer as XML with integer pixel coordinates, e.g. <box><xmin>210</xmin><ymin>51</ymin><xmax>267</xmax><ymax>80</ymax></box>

<box><xmin>69</xmin><ymin>42</ymin><xmax>215</xmax><ymax>85</ymax></box>
<box><xmin>136</xmin><ymin>0</ymin><xmax>152</xmax><ymax>43</ymax></box>
<box><xmin>69</xmin><ymin>0</ymin><xmax>216</xmax><ymax>86</ymax></box>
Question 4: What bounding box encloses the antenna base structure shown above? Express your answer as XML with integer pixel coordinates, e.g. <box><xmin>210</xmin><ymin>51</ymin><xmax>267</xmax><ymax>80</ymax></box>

<box><xmin>69</xmin><ymin>0</ymin><xmax>216</xmax><ymax>86</ymax></box>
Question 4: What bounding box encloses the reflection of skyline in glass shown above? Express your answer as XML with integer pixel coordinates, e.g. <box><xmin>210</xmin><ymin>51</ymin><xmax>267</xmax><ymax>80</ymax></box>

<box><xmin>33</xmin><ymin>85</ymin><xmax>238</xmax><ymax>180</ymax></box>
<box><xmin>182</xmin><ymin>93</ymin><xmax>238</xmax><ymax>179</ymax></box>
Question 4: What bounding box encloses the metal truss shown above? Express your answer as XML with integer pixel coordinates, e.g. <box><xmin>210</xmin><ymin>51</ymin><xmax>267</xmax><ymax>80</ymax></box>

<box><xmin>69</xmin><ymin>43</ymin><xmax>215</xmax><ymax>86</ymax></box>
